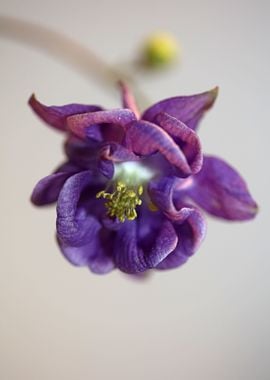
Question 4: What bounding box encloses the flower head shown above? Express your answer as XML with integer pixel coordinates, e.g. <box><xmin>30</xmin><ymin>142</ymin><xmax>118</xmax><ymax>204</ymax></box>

<box><xmin>29</xmin><ymin>83</ymin><xmax>257</xmax><ymax>274</ymax></box>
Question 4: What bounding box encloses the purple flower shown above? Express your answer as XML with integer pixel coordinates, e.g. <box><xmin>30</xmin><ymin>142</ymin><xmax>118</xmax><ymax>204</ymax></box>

<box><xmin>29</xmin><ymin>83</ymin><xmax>257</xmax><ymax>274</ymax></box>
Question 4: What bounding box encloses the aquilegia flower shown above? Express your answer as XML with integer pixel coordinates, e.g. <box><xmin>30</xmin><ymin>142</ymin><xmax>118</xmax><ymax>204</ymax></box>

<box><xmin>29</xmin><ymin>83</ymin><xmax>257</xmax><ymax>274</ymax></box>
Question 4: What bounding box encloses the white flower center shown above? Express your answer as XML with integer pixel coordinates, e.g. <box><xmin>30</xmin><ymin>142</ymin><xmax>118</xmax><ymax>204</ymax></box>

<box><xmin>113</xmin><ymin>161</ymin><xmax>155</xmax><ymax>185</ymax></box>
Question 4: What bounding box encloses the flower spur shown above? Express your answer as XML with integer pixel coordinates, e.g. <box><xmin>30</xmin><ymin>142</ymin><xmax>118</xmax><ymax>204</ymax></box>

<box><xmin>29</xmin><ymin>83</ymin><xmax>257</xmax><ymax>274</ymax></box>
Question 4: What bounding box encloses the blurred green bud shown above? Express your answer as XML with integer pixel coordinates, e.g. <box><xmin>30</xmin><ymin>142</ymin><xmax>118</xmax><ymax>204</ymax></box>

<box><xmin>143</xmin><ymin>32</ymin><xmax>179</xmax><ymax>67</ymax></box>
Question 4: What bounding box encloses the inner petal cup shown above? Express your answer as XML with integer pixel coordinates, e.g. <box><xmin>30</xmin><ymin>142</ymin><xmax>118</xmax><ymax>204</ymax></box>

<box><xmin>113</xmin><ymin>218</ymin><xmax>178</xmax><ymax>273</ymax></box>
<box><xmin>67</xmin><ymin>109</ymin><xmax>137</xmax><ymax>139</ymax></box>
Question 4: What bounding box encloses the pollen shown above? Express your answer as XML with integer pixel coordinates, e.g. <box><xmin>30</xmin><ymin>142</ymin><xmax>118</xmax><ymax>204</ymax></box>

<box><xmin>96</xmin><ymin>181</ymin><xmax>143</xmax><ymax>223</ymax></box>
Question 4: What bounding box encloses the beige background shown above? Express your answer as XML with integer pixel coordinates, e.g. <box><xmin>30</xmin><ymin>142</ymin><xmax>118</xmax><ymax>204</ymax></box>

<box><xmin>0</xmin><ymin>0</ymin><xmax>269</xmax><ymax>379</ymax></box>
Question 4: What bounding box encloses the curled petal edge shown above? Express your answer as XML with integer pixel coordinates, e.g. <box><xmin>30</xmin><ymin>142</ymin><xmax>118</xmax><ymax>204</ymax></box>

<box><xmin>155</xmin><ymin>112</ymin><xmax>203</xmax><ymax>174</ymax></box>
<box><xmin>67</xmin><ymin>109</ymin><xmax>137</xmax><ymax>139</ymax></box>
<box><xmin>29</xmin><ymin>94</ymin><xmax>102</xmax><ymax>131</ymax></box>
<box><xmin>125</xmin><ymin>120</ymin><xmax>193</xmax><ymax>176</ymax></box>
<box><xmin>56</xmin><ymin>171</ymin><xmax>99</xmax><ymax>246</ymax></box>
<box><xmin>113</xmin><ymin>219</ymin><xmax>178</xmax><ymax>274</ymax></box>
<box><xmin>142</xmin><ymin>87</ymin><xmax>218</xmax><ymax>131</ymax></box>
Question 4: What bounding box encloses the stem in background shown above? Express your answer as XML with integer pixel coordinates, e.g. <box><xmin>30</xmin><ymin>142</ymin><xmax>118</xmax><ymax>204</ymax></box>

<box><xmin>0</xmin><ymin>15</ymin><xmax>150</xmax><ymax>109</ymax></box>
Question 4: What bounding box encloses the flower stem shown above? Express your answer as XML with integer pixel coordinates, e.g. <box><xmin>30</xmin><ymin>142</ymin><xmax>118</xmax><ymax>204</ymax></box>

<box><xmin>0</xmin><ymin>15</ymin><xmax>150</xmax><ymax>109</ymax></box>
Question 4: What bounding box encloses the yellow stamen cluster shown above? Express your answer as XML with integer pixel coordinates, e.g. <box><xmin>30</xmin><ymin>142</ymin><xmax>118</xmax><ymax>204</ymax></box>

<box><xmin>96</xmin><ymin>181</ymin><xmax>143</xmax><ymax>223</ymax></box>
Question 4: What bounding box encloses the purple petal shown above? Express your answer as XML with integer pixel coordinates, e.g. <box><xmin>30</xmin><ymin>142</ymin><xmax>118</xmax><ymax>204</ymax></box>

<box><xmin>56</xmin><ymin>170</ymin><xmax>115</xmax><ymax>272</ymax></box>
<box><xmin>149</xmin><ymin>176</ymin><xmax>206</xmax><ymax>269</ymax></box>
<box><xmin>64</xmin><ymin>136</ymin><xmax>101</xmax><ymax>169</ymax></box>
<box><xmin>31</xmin><ymin>163</ymin><xmax>80</xmax><ymax>206</ymax></box>
<box><xmin>155</xmin><ymin>112</ymin><xmax>202</xmax><ymax>173</ymax></box>
<box><xmin>57</xmin><ymin>217</ymin><xmax>99</xmax><ymax>266</ymax></box>
<box><xmin>98</xmin><ymin>159</ymin><xmax>114</xmax><ymax>179</ymax></box>
<box><xmin>173</xmin><ymin>206</ymin><xmax>206</xmax><ymax>254</ymax></box>
<box><xmin>64</xmin><ymin>137</ymin><xmax>114</xmax><ymax>178</ymax></box>
<box><xmin>114</xmin><ymin>218</ymin><xmax>178</xmax><ymax>274</ymax></box>
<box><xmin>57</xmin><ymin>171</ymin><xmax>101</xmax><ymax>246</ymax></box>
<box><xmin>157</xmin><ymin>207</ymin><xmax>206</xmax><ymax>269</ymax></box>
<box><xmin>125</xmin><ymin>120</ymin><xmax>192</xmax><ymax>176</ymax></box>
<box><xmin>88</xmin><ymin>251</ymin><xmax>115</xmax><ymax>274</ymax></box>
<box><xmin>99</xmin><ymin>142</ymin><xmax>140</xmax><ymax>162</ymax></box>
<box><xmin>188</xmin><ymin>155</ymin><xmax>258</xmax><ymax>220</ymax></box>
<box><xmin>58</xmin><ymin>230</ymin><xmax>114</xmax><ymax>274</ymax></box>
<box><xmin>101</xmin><ymin>215</ymin><xmax>123</xmax><ymax>231</ymax></box>
<box><xmin>31</xmin><ymin>173</ymin><xmax>73</xmax><ymax>206</ymax></box>
<box><xmin>119</xmin><ymin>81</ymin><xmax>140</xmax><ymax>119</ymax></box>
<box><xmin>67</xmin><ymin>109</ymin><xmax>137</xmax><ymax>139</ymax></box>
<box><xmin>149</xmin><ymin>177</ymin><xmax>206</xmax><ymax>241</ymax></box>
<box><xmin>98</xmin><ymin>142</ymin><xmax>140</xmax><ymax>178</ymax></box>
<box><xmin>29</xmin><ymin>94</ymin><xmax>102</xmax><ymax>131</ymax></box>
<box><xmin>142</xmin><ymin>87</ymin><xmax>218</xmax><ymax>131</ymax></box>
<box><xmin>156</xmin><ymin>249</ymin><xmax>189</xmax><ymax>269</ymax></box>
<box><xmin>148</xmin><ymin>176</ymin><xmax>189</xmax><ymax>220</ymax></box>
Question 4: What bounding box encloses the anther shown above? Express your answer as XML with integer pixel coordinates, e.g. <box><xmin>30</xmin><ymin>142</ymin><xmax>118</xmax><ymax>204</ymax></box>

<box><xmin>96</xmin><ymin>181</ymin><xmax>144</xmax><ymax>222</ymax></box>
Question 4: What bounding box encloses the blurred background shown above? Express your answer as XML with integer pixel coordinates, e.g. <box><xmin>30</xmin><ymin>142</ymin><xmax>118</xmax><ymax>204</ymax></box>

<box><xmin>0</xmin><ymin>0</ymin><xmax>269</xmax><ymax>379</ymax></box>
